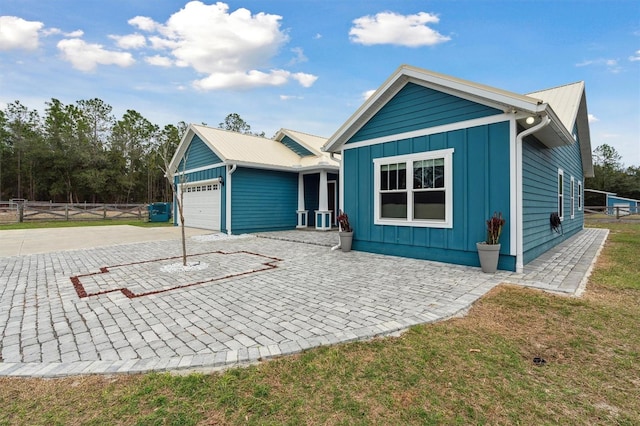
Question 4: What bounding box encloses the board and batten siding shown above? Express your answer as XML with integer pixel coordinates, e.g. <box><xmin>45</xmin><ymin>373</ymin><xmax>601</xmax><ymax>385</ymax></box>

<box><xmin>231</xmin><ymin>167</ymin><xmax>298</xmax><ymax>234</ymax></box>
<box><xmin>173</xmin><ymin>135</ymin><xmax>226</xmax><ymax>231</ymax></box>
<box><xmin>178</xmin><ymin>135</ymin><xmax>221</xmax><ymax>170</ymax></box>
<box><xmin>344</xmin><ymin>120</ymin><xmax>514</xmax><ymax>270</ymax></box>
<box><xmin>522</xmin><ymin>133</ymin><xmax>584</xmax><ymax>263</ymax></box>
<box><xmin>280</xmin><ymin>135</ymin><xmax>314</xmax><ymax>157</ymax></box>
<box><xmin>347</xmin><ymin>82</ymin><xmax>503</xmax><ymax>144</ymax></box>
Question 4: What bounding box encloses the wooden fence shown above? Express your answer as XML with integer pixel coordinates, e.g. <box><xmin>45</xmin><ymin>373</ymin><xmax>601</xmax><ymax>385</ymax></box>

<box><xmin>584</xmin><ymin>205</ymin><xmax>640</xmax><ymax>220</ymax></box>
<box><xmin>0</xmin><ymin>201</ymin><xmax>150</xmax><ymax>223</ymax></box>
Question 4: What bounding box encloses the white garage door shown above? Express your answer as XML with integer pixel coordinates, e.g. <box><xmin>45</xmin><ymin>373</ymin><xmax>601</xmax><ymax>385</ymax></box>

<box><xmin>180</xmin><ymin>179</ymin><xmax>221</xmax><ymax>230</ymax></box>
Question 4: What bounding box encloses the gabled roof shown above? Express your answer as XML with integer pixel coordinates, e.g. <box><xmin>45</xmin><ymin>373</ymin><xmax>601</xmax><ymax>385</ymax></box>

<box><xmin>169</xmin><ymin>124</ymin><xmax>338</xmax><ymax>174</ymax></box>
<box><xmin>274</xmin><ymin>128</ymin><xmax>328</xmax><ymax>156</ymax></box>
<box><xmin>528</xmin><ymin>82</ymin><xmax>593</xmax><ymax>176</ymax></box>
<box><xmin>323</xmin><ymin>64</ymin><xmax>593</xmax><ymax>176</ymax></box>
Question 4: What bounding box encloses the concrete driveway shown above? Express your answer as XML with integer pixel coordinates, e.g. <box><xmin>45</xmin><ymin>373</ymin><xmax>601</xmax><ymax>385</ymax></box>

<box><xmin>0</xmin><ymin>225</ymin><xmax>607</xmax><ymax>377</ymax></box>
<box><xmin>0</xmin><ymin>225</ymin><xmax>210</xmax><ymax>256</ymax></box>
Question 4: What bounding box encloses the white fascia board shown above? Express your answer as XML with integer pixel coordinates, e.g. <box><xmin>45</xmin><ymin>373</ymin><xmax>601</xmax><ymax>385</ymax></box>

<box><xmin>175</xmin><ymin>162</ymin><xmax>226</xmax><ymax>176</ymax></box>
<box><xmin>342</xmin><ymin>113</ymin><xmax>511</xmax><ymax>151</ymax></box>
<box><xmin>230</xmin><ymin>160</ymin><xmax>339</xmax><ymax>173</ymax></box>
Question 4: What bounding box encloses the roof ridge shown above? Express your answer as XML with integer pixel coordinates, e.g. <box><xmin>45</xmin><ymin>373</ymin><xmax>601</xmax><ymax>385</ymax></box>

<box><xmin>281</xmin><ymin>128</ymin><xmax>328</xmax><ymax>140</ymax></box>
<box><xmin>526</xmin><ymin>80</ymin><xmax>584</xmax><ymax>95</ymax></box>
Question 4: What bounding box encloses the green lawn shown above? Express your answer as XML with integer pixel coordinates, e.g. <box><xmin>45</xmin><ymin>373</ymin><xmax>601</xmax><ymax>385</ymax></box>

<box><xmin>1</xmin><ymin>223</ymin><xmax>638</xmax><ymax>425</ymax></box>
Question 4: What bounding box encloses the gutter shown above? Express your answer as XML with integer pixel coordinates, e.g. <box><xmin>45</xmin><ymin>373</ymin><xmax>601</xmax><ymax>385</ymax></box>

<box><xmin>226</xmin><ymin>163</ymin><xmax>237</xmax><ymax>235</ymax></box>
<box><xmin>515</xmin><ymin>115</ymin><xmax>551</xmax><ymax>273</ymax></box>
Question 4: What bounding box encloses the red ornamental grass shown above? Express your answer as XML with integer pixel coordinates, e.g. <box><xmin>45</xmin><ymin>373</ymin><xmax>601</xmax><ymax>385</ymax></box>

<box><xmin>337</xmin><ymin>211</ymin><xmax>352</xmax><ymax>232</ymax></box>
<box><xmin>486</xmin><ymin>212</ymin><xmax>505</xmax><ymax>245</ymax></box>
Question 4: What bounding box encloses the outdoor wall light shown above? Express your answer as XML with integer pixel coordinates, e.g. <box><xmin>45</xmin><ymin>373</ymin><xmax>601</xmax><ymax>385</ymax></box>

<box><xmin>525</xmin><ymin>116</ymin><xmax>536</xmax><ymax>125</ymax></box>
<box><xmin>218</xmin><ymin>176</ymin><xmax>224</xmax><ymax>186</ymax></box>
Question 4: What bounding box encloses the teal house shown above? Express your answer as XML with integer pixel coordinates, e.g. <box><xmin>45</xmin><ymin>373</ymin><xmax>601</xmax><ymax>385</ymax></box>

<box><xmin>323</xmin><ymin>65</ymin><xmax>594</xmax><ymax>272</ymax></box>
<box><xmin>168</xmin><ymin>125</ymin><xmax>339</xmax><ymax>234</ymax></box>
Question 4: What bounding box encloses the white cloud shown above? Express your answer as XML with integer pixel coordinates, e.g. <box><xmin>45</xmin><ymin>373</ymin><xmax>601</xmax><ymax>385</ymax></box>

<box><xmin>194</xmin><ymin>69</ymin><xmax>300</xmax><ymax>90</ymax></box>
<box><xmin>362</xmin><ymin>89</ymin><xmax>376</xmax><ymax>101</ymax></box>
<box><xmin>131</xmin><ymin>1</ymin><xmax>317</xmax><ymax>90</ymax></box>
<box><xmin>349</xmin><ymin>11</ymin><xmax>450</xmax><ymax>47</ymax></box>
<box><xmin>57</xmin><ymin>38</ymin><xmax>135</xmax><ymax>72</ymax></box>
<box><xmin>0</xmin><ymin>16</ymin><xmax>44</xmax><ymax>50</ymax></box>
<box><xmin>110</xmin><ymin>33</ymin><xmax>146</xmax><ymax>49</ymax></box>
<box><xmin>280</xmin><ymin>95</ymin><xmax>303</xmax><ymax>100</ymax></box>
<box><xmin>576</xmin><ymin>58</ymin><xmax>622</xmax><ymax>73</ymax></box>
<box><xmin>314</xmin><ymin>33</ymin><xmax>322</xmax><ymax>40</ymax></box>
<box><xmin>145</xmin><ymin>55</ymin><xmax>173</xmax><ymax>67</ymax></box>
<box><xmin>588</xmin><ymin>114</ymin><xmax>599</xmax><ymax>123</ymax></box>
<box><xmin>629</xmin><ymin>49</ymin><xmax>640</xmax><ymax>61</ymax></box>
<box><xmin>289</xmin><ymin>47</ymin><xmax>307</xmax><ymax>65</ymax></box>
<box><xmin>128</xmin><ymin>16</ymin><xmax>158</xmax><ymax>32</ymax></box>
<box><xmin>291</xmin><ymin>72</ymin><xmax>317</xmax><ymax>87</ymax></box>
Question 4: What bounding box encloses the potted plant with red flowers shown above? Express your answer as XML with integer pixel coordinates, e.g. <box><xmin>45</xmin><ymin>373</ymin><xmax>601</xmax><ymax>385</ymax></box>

<box><xmin>476</xmin><ymin>211</ymin><xmax>505</xmax><ymax>273</ymax></box>
<box><xmin>337</xmin><ymin>211</ymin><xmax>353</xmax><ymax>252</ymax></box>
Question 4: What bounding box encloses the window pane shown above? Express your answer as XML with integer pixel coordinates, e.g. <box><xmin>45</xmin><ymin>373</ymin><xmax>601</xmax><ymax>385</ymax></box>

<box><xmin>434</xmin><ymin>158</ymin><xmax>444</xmax><ymax>188</ymax></box>
<box><xmin>381</xmin><ymin>165</ymin><xmax>388</xmax><ymax>190</ymax></box>
<box><xmin>381</xmin><ymin>192</ymin><xmax>407</xmax><ymax>218</ymax></box>
<box><xmin>389</xmin><ymin>164</ymin><xmax>397</xmax><ymax>190</ymax></box>
<box><xmin>413</xmin><ymin>162</ymin><xmax>423</xmax><ymax>189</ymax></box>
<box><xmin>414</xmin><ymin>191</ymin><xmax>445</xmax><ymax>220</ymax></box>
<box><xmin>398</xmin><ymin>163</ymin><xmax>406</xmax><ymax>190</ymax></box>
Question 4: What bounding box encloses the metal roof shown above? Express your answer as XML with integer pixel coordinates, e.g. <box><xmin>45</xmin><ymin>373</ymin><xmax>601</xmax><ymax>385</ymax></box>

<box><xmin>527</xmin><ymin>82</ymin><xmax>584</xmax><ymax>134</ymax></box>
<box><xmin>169</xmin><ymin>125</ymin><xmax>338</xmax><ymax>174</ymax></box>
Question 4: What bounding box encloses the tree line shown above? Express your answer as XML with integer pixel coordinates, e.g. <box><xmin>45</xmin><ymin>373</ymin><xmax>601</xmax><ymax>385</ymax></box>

<box><xmin>1</xmin><ymin>99</ymin><xmax>636</xmax><ymax>205</ymax></box>
<box><xmin>0</xmin><ymin>98</ymin><xmax>185</xmax><ymax>204</ymax></box>
<box><xmin>0</xmin><ymin>98</ymin><xmax>264</xmax><ymax>204</ymax></box>
<box><xmin>584</xmin><ymin>144</ymin><xmax>640</xmax><ymax>205</ymax></box>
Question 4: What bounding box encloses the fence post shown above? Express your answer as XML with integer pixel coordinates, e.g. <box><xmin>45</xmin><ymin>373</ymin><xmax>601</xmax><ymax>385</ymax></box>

<box><xmin>616</xmin><ymin>206</ymin><xmax>620</xmax><ymax>220</ymax></box>
<box><xmin>138</xmin><ymin>205</ymin><xmax>142</xmax><ymax>220</ymax></box>
<box><xmin>18</xmin><ymin>203</ymin><xmax>23</xmax><ymax>223</ymax></box>
<box><xmin>65</xmin><ymin>204</ymin><xmax>69</xmax><ymax>221</ymax></box>
<box><xmin>103</xmin><ymin>204</ymin><xmax>107</xmax><ymax>219</ymax></box>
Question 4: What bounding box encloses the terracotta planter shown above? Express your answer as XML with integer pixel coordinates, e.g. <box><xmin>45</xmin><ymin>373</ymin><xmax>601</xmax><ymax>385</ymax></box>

<box><xmin>339</xmin><ymin>231</ymin><xmax>353</xmax><ymax>252</ymax></box>
<box><xmin>476</xmin><ymin>242</ymin><xmax>500</xmax><ymax>273</ymax></box>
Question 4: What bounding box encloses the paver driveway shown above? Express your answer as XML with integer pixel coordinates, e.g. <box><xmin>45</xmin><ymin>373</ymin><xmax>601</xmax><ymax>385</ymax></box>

<box><xmin>0</xmin><ymin>226</ymin><xmax>607</xmax><ymax>377</ymax></box>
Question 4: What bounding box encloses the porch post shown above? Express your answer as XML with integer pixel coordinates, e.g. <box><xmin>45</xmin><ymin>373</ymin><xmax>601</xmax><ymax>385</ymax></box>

<box><xmin>315</xmin><ymin>170</ymin><xmax>331</xmax><ymax>231</ymax></box>
<box><xmin>296</xmin><ymin>173</ymin><xmax>308</xmax><ymax>228</ymax></box>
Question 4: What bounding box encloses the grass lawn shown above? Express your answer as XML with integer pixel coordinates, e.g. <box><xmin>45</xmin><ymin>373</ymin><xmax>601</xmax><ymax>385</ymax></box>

<box><xmin>0</xmin><ymin>219</ymin><xmax>173</xmax><ymax>230</ymax></box>
<box><xmin>1</xmin><ymin>223</ymin><xmax>638</xmax><ymax>425</ymax></box>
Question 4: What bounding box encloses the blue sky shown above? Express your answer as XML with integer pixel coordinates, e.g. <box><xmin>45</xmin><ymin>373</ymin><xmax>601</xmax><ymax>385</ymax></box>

<box><xmin>1</xmin><ymin>0</ymin><xmax>638</xmax><ymax>166</ymax></box>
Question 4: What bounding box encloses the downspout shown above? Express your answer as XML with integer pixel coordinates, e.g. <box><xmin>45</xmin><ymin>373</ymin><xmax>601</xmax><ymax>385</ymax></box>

<box><xmin>225</xmin><ymin>163</ymin><xmax>237</xmax><ymax>235</ymax></box>
<box><xmin>515</xmin><ymin>115</ymin><xmax>550</xmax><ymax>272</ymax></box>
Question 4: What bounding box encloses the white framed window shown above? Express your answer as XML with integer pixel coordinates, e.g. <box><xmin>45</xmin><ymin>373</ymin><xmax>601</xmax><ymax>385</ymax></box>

<box><xmin>558</xmin><ymin>169</ymin><xmax>564</xmax><ymax>221</ymax></box>
<box><xmin>578</xmin><ymin>180</ymin><xmax>582</xmax><ymax>210</ymax></box>
<box><xmin>374</xmin><ymin>148</ymin><xmax>454</xmax><ymax>228</ymax></box>
<box><xmin>570</xmin><ymin>176</ymin><xmax>575</xmax><ymax>219</ymax></box>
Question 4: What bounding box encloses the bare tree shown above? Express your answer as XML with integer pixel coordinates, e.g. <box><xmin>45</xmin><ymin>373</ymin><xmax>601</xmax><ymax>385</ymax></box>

<box><xmin>159</xmin><ymin>143</ymin><xmax>189</xmax><ymax>266</ymax></box>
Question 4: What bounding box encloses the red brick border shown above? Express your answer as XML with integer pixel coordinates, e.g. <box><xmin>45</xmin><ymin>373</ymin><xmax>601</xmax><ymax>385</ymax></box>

<box><xmin>70</xmin><ymin>251</ymin><xmax>282</xmax><ymax>299</ymax></box>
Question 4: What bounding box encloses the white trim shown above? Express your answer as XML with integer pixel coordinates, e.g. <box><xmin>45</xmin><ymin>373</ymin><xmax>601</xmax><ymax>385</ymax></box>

<box><xmin>339</xmin><ymin>148</ymin><xmax>345</xmax><ymax>213</ymax></box>
<box><xmin>175</xmin><ymin>162</ymin><xmax>225</xmax><ymax>176</ymax></box>
<box><xmin>180</xmin><ymin>177</ymin><xmax>222</xmax><ymax>189</ymax></box>
<box><xmin>343</xmin><ymin>114</ymin><xmax>510</xmax><ymax>151</ymax></box>
<box><xmin>578</xmin><ymin>180</ymin><xmax>583</xmax><ymax>210</ymax></box>
<box><xmin>328</xmin><ymin>180</ymin><xmax>338</xmax><ymax>225</ymax></box>
<box><xmin>373</xmin><ymin>148</ymin><xmax>454</xmax><ymax>228</ymax></box>
<box><xmin>570</xmin><ymin>176</ymin><xmax>575</xmax><ymax>219</ymax></box>
<box><xmin>558</xmin><ymin>169</ymin><xmax>564</xmax><ymax>221</ymax></box>
<box><xmin>225</xmin><ymin>164</ymin><xmax>237</xmax><ymax>234</ymax></box>
<box><xmin>509</xmin><ymin>117</ymin><xmax>517</xmax><ymax>257</ymax></box>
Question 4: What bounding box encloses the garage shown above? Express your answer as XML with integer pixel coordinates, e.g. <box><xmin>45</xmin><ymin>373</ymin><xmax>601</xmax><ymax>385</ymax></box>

<box><xmin>180</xmin><ymin>179</ymin><xmax>221</xmax><ymax>230</ymax></box>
